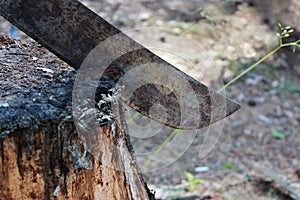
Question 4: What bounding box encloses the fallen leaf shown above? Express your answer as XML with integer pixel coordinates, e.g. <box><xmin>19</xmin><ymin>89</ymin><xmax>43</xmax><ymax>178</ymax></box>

<box><xmin>271</xmin><ymin>130</ymin><xmax>285</xmax><ymax>139</ymax></box>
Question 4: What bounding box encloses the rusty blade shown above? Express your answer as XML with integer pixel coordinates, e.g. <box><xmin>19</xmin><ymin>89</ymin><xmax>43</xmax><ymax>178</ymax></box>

<box><xmin>0</xmin><ymin>0</ymin><xmax>240</xmax><ymax>129</ymax></box>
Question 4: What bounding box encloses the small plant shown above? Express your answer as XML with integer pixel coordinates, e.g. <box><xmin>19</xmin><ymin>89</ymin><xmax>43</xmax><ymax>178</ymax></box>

<box><xmin>218</xmin><ymin>23</ymin><xmax>300</xmax><ymax>92</ymax></box>
<box><xmin>224</xmin><ymin>162</ymin><xmax>235</xmax><ymax>170</ymax></box>
<box><xmin>183</xmin><ymin>171</ymin><xmax>203</xmax><ymax>191</ymax></box>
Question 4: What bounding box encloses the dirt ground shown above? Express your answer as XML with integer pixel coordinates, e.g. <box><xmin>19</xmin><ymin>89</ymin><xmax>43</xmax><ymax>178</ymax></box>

<box><xmin>1</xmin><ymin>1</ymin><xmax>300</xmax><ymax>199</ymax></box>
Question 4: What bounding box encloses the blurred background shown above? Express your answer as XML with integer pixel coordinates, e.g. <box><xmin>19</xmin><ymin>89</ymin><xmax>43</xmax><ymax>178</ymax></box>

<box><xmin>1</xmin><ymin>0</ymin><xmax>300</xmax><ymax>199</ymax></box>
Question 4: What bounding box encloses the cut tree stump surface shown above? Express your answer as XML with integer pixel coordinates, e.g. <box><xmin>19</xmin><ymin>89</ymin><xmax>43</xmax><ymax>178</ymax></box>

<box><xmin>0</xmin><ymin>34</ymin><xmax>155</xmax><ymax>200</ymax></box>
<box><xmin>0</xmin><ymin>34</ymin><xmax>75</xmax><ymax>137</ymax></box>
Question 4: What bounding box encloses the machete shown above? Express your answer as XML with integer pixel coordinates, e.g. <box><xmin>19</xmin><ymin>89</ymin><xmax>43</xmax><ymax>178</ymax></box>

<box><xmin>0</xmin><ymin>0</ymin><xmax>240</xmax><ymax>129</ymax></box>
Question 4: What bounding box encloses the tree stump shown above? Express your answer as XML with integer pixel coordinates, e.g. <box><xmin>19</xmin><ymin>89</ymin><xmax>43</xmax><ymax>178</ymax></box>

<box><xmin>0</xmin><ymin>35</ymin><xmax>155</xmax><ymax>200</ymax></box>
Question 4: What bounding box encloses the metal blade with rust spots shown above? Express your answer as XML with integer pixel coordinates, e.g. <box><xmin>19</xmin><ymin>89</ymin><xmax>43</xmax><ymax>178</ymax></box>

<box><xmin>0</xmin><ymin>0</ymin><xmax>240</xmax><ymax>129</ymax></box>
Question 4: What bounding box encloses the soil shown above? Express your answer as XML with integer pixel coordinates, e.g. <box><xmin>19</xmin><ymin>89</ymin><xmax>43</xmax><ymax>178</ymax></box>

<box><xmin>1</xmin><ymin>1</ymin><xmax>300</xmax><ymax>199</ymax></box>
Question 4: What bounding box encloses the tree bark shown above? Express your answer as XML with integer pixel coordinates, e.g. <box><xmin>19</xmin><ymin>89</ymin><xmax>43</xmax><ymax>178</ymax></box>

<box><xmin>0</xmin><ymin>35</ymin><xmax>155</xmax><ymax>200</ymax></box>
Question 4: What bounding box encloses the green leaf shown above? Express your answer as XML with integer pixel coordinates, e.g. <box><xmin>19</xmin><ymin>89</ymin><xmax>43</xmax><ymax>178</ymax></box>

<box><xmin>192</xmin><ymin>178</ymin><xmax>203</xmax><ymax>184</ymax></box>
<box><xmin>224</xmin><ymin>162</ymin><xmax>235</xmax><ymax>170</ymax></box>
<box><xmin>189</xmin><ymin>184</ymin><xmax>196</xmax><ymax>191</ymax></box>
<box><xmin>271</xmin><ymin>130</ymin><xmax>285</xmax><ymax>139</ymax></box>
<box><xmin>184</xmin><ymin>171</ymin><xmax>194</xmax><ymax>182</ymax></box>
